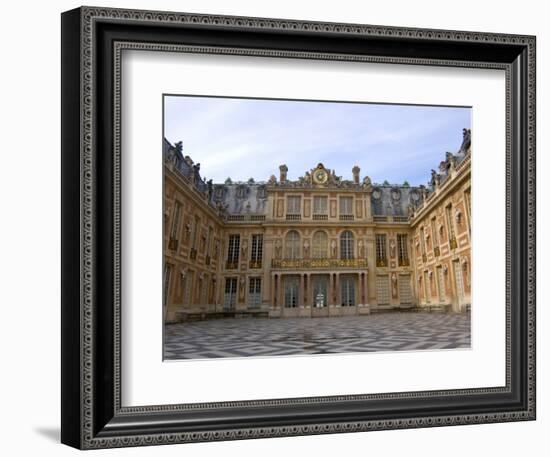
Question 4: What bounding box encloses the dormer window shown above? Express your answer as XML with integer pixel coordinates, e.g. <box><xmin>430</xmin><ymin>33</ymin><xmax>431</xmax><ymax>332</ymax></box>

<box><xmin>236</xmin><ymin>185</ymin><xmax>248</xmax><ymax>199</ymax></box>
<box><xmin>257</xmin><ymin>185</ymin><xmax>267</xmax><ymax>199</ymax></box>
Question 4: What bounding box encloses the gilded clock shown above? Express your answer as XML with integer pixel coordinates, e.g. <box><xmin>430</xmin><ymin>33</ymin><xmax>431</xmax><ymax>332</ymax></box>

<box><xmin>313</xmin><ymin>169</ymin><xmax>328</xmax><ymax>184</ymax></box>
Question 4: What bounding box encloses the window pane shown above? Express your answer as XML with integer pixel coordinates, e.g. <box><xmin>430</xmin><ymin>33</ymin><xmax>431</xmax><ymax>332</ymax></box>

<box><xmin>340</xmin><ymin>230</ymin><xmax>354</xmax><ymax>259</ymax></box>
<box><xmin>312</xmin><ymin>231</ymin><xmax>328</xmax><ymax>258</ymax></box>
<box><xmin>285</xmin><ymin>230</ymin><xmax>301</xmax><ymax>259</ymax></box>
<box><xmin>313</xmin><ymin>196</ymin><xmax>327</xmax><ymax>214</ymax></box>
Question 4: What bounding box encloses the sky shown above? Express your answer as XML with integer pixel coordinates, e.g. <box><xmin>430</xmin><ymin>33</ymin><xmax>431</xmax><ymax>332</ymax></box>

<box><xmin>164</xmin><ymin>95</ymin><xmax>471</xmax><ymax>187</ymax></box>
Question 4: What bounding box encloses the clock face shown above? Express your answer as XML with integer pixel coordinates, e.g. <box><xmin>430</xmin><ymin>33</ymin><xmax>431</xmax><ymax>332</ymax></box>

<box><xmin>314</xmin><ymin>169</ymin><xmax>328</xmax><ymax>184</ymax></box>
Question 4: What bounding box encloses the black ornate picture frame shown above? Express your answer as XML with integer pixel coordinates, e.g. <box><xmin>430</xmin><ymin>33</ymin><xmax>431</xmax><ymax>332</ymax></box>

<box><xmin>61</xmin><ymin>6</ymin><xmax>536</xmax><ymax>449</ymax></box>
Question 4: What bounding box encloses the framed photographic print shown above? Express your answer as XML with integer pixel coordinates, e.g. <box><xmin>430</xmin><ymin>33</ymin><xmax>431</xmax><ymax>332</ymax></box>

<box><xmin>61</xmin><ymin>6</ymin><xmax>536</xmax><ymax>449</ymax></box>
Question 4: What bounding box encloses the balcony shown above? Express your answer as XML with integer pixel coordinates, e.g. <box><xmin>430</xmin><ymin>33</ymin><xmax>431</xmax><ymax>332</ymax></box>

<box><xmin>393</xmin><ymin>216</ymin><xmax>409</xmax><ymax>223</ymax></box>
<box><xmin>271</xmin><ymin>258</ymin><xmax>367</xmax><ymax>269</ymax></box>
<box><xmin>376</xmin><ymin>258</ymin><xmax>388</xmax><ymax>267</ymax></box>
<box><xmin>226</xmin><ymin>214</ymin><xmax>266</xmax><ymax>222</ymax></box>
<box><xmin>286</xmin><ymin>214</ymin><xmax>302</xmax><ymax>221</ymax></box>
<box><xmin>433</xmin><ymin>246</ymin><xmax>440</xmax><ymax>257</ymax></box>
<box><xmin>249</xmin><ymin>260</ymin><xmax>262</xmax><ymax>269</ymax></box>
<box><xmin>313</xmin><ymin>214</ymin><xmax>328</xmax><ymax>221</ymax></box>
<box><xmin>226</xmin><ymin>261</ymin><xmax>239</xmax><ymax>270</ymax></box>
<box><xmin>339</xmin><ymin>214</ymin><xmax>355</xmax><ymax>221</ymax></box>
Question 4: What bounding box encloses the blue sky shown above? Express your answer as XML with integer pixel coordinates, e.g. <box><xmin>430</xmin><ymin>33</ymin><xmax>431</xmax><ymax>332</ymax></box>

<box><xmin>164</xmin><ymin>95</ymin><xmax>471</xmax><ymax>186</ymax></box>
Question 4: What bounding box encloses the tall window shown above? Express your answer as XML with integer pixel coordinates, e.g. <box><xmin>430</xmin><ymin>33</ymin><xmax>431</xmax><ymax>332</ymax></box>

<box><xmin>437</xmin><ymin>266</ymin><xmax>446</xmax><ymax>302</ymax></box>
<box><xmin>340</xmin><ymin>276</ymin><xmax>356</xmax><ymax>306</ymax></box>
<box><xmin>339</xmin><ymin>196</ymin><xmax>353</xmax><ymax>214</ymax></box>
<box><xmin>199</xmin><ymin>274</ymin><xmax>208</xmax><ymax>305</ymax></box>
<box><xmin>340</xmin><ymin>230</ymin><xmax>354</xmax><ymax>260</ymax></box>
<box><xmin>312</xmin><ymin>231</ymin><xmax>328</xmax><ymax>259</ymax></box>
<box><xmin>313</xmin><ymin>196</ymin><xmax>328</xmax><ymax>215</ymax></box>
<box><xmin>285</xmin><ymin>230</ymin><xmax>301</xmax><ymax>259</ymax></box>
<box><xmin>446</xmin><ymin>204</ymin><xmax>456</xmax><ymax>239</ymax></box>
<box><xmin>191</xmin><ymin>215</ymin><xmax>200</xmax><ymax>248</ymax></box>
<box><xmin>248</xmin><ymin>278</ymin><xmax>262</xmax><ymax>308</ymax></box>
<box><xmin>163</xmin><ymin>264</ymin><xmax>172</xmax><ymax>307</ymax></box>
<box><xmin>464</xmin><ymin>189</ymin><xmax>471</xmax><ymax>234</ymax></box>
<box><xmin>419</xmin><ymin>227</ymin><xmax>427</xmax><ymax>256</ymax></box>
<box><xmin>284</xmin><ymin>276</ymin><xmax>299</xmax><ymax>307</ymax></box>
<box><xmin>170</xmin><ymin>201</ymin><xmax>182</xmax><ymax>240</ymax></box>
<box><xmin>250</xmin><ymin>234</ymin><xmax>263</xmax><ymax>267</ymax></box>
<box><xmin>376</xmin><ymin>275</ymin><xmax>390</xmax><ymax>305</ymax></box>
<box><xmin>224</xmin><ymin>278</ymin><xmax>237</xmax><ymax>309</ymax></box>
<box><xmin>431</xmin><ymin>217</ymin><xmax>439</xmax><ymax>247</ymax></box>
<box><xmin>184</xmin><ymin>271</ymin><xmax>194</xmax><ymax>306</ymax></box>
<box><xmin>286</xmin><ymin>196</ymin><xmax>301</xmax><ymax>214</ymax></box>
<box><xmin>397</xmin><ymin>234</ymin><xmax>409</xmax><ymax>266</ymax></box>
<box><xmin>398</xmin><ymin>274</ymin><xmax>412</xmax><ymax>305</ymax></box>
<box><xmin>376</xmin><ymin>234</ymin><xmax>387</xmax><ymax>266</ymax></box>
<box><xmin>206</xmin><ymin>226</ymin><xmax>213</xmax><ymax>255</ymax></box>
<box><xmin>226</xmin><ymin>234</ymin><xmax>240</xmax><ymax>268</ymax></box>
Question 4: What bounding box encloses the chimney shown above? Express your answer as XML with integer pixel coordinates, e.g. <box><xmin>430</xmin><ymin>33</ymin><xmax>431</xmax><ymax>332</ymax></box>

<box><xmin>352</xmin><ymin>165</ymin><xmax>360</xmax><ymax>184</ymax></box>
<box><xmin>279</xmin><ymin>164</ymin><xmax>288</xmax><ymax>183</ymax></box>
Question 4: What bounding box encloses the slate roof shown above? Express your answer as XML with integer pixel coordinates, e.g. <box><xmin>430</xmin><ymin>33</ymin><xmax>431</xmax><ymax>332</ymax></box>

<box><xmin>163</xmin><ymin>128</ymin><xmax>470</xmax><ymax>218</ymax></box>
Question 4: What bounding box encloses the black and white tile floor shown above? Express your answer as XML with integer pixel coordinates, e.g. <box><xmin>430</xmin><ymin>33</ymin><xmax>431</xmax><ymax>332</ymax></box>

<box><xmin>164</xmin><ymin>312</ymin><xmax>471</xmax><ymax>360</ymax></box>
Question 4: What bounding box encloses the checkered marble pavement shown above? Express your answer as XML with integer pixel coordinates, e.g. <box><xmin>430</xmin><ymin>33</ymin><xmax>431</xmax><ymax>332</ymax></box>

<box><xmin>164</xmin><ymin>312</ymin><xmax>471</xmax><ymax>360</ymax></box>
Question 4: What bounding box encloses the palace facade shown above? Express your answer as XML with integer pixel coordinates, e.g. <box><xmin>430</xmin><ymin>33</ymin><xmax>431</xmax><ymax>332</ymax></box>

<box><xmin>163</xmin><ymin>129</ymin><xmax>471</xmax><ymax>322</ymax></box>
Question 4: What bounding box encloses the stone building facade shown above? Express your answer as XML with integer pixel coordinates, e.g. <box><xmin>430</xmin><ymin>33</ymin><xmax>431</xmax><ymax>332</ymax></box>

<box><xmin>163</xmin><ymin>130</ymin><xmax>472</xmax><ymax>322</ymax></box>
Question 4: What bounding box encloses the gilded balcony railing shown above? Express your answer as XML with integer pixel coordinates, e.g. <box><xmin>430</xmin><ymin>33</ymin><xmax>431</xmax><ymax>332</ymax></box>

<box><xmin>249</xmin><ymin>260</ymin><xmax>262</xmax><ymax>269</ymax></box>
<box><xmin>398</xmin><ymin>258</ymin><xmax>410</xmax><ymax>267</ymax></box>
<box><xmin>271</xmin><ymin>258</ymin><xmax>367</xmax><ymax>269</ymax></box>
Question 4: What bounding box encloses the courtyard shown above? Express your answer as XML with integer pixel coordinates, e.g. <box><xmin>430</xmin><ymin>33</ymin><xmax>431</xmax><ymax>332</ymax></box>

<box><xmin>163</xmin><ymin>312</ymin><xmax>471</xmax><ymax>360</ymax></box>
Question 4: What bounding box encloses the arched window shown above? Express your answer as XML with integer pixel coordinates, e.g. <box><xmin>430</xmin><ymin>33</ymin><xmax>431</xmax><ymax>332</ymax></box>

<box><xmin>285</xmin><ymin>230</ymin><xmax>301</xmax><ymax>259</ymax></box>
<box><xmin>312</xmin><ymin>231</ymin><xmax>328</xmax><ymax>259</ymax></box>
<box><xmin>340</xmin><ymin>230</ymin><xmax>354</xmax><ymax>260</ymax></box>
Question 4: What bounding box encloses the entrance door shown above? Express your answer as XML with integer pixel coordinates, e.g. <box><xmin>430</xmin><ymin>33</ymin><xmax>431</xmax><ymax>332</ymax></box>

<box><xmin>340</xmin><ymin>275</ymin><xmax>356</xmax><ymax>306</ymax></box>
<box><xmin>453</xmin><ymin>260</ymin><xmax>464</xmax><ymax>309</ymax></box>
<box><xmin>398</xmin><ymin>274</ymin><xmax>412</xmax><ymax>305</ymax></box>
<box><xmin>312</xmin><ymin>276</ymin><xmax>328</xmax><ymax>307</ymax></box>
<box><xmin>437</xmin><ymin>266</ymin><xmax>446</xmax><ymax>303</ymax></box>
<box><xmin>284</xmin><ymin>276</ymin><xmax>299</xmax><ymax>308</ymax></box>
<box><xmin>423</xmin><ymin>271</ymin><xmax>431</xmax><ymax>304</ymax></box>
<box><xmin>224</xmin><ymin>277</ymin><xmax>237</xmax><ymax>310</ymax></box>
<box><xmin>376</xmin><ymin>275</ymin><xmax>390</xmax><ymax>305</ymax></box>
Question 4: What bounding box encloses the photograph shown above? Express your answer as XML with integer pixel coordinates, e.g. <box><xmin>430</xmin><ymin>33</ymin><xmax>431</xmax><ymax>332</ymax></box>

<box><xmin>58</xmin><ymin>4</ymin><xmax>537</xmax><ymax>450</ymax></box>
<box><xmin>162</xmin><ymin>95</ymin><xmax>472</xmax><ymax>360</ymax></box>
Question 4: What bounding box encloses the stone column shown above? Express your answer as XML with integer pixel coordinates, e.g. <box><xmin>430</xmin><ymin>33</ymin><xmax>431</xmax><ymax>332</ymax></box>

<box><xmin>363</xmin><ymin>271</ymin><xmax>368</xmax><ymax>304</ymax></box>
<box><xmin>335</xmin><ymin>273</ymin><xmax>340</xmax><ymax>306</ymax></box>
<box><xmin>299</xmin><ymin>274</ymin><xmax>305</xmax><ymax>307</ymax></box>
<box><xmin>279</xmin><ymin>274</ymin><xmax>285</xmax><ymax>308</ymax></box>
<box><xmin>328</xmin><ymin>273</ymin><xmax>334</xmax><ymax>306</ymax></box>
<box><xmin>306</xmin><ymin>273</ymin><xmax>311</xmax><ymax>306</ymax></box>
<box><xmin>365</xmin><ymin>232</ymin><xmax>376</xmax><ymax>304</ymax></box>
<box><xmin>359</xmin><ymin>272</ymin><xmax>364</xmax><ymax>305</ymax></box>
<box><xmin>271</xmin><ymin>274</ymin><xmax>277</xmax><ymax>308</ymax></box>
